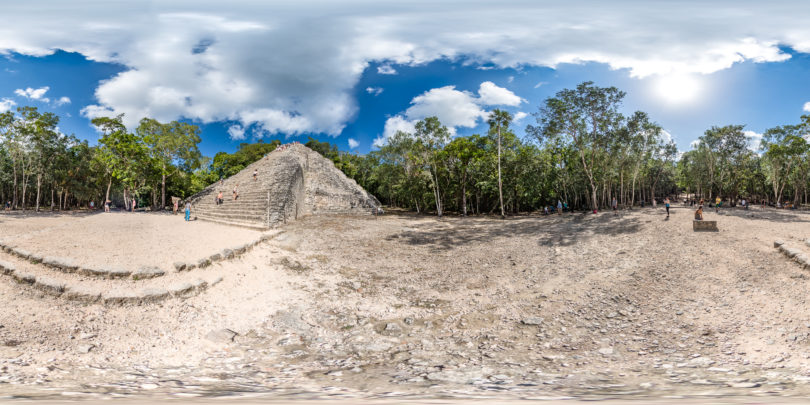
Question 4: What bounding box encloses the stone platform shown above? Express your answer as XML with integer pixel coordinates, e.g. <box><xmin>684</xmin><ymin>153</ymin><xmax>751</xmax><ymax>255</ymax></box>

<box><xmin>693</xmin><ymin>220</ymin><xmax>718</xmax><ymax>231</ymax></box>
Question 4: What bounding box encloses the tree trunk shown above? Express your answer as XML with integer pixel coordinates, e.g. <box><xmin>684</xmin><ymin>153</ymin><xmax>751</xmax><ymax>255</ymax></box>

<box><xmin>105</xmin><ymin>177</ymin><xmax>112</xmax><ymax>206</ymax></box>
<box><xmin>161</xmin><ymin>164</ymin><xmax>167</xmax><ymax>210</ymax></box>
<box><xmin>35</xmin><ymin>173</ymin><xmax>42</xmax><ymax>212</ymax></box>
<box><xmin>497</xmin><ymin>127</ymin><xmax>505</xmax><ymax>218</ymax></box>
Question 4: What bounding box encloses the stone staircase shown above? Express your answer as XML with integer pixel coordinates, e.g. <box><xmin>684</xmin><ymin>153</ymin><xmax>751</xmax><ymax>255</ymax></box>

<box><xmin>188</xmin><ymin>144</ymin><xmax>381</xmax><ymax>229</ymax></box>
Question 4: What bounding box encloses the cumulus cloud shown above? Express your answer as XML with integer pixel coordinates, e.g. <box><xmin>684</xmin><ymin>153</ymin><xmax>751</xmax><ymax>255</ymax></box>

<box><xmin>54</xmin><ymin>96</ymin><xmax>71</xmax><ymax>106</ymax></box>
<box><xmin>14</xmin><ymin>86</ymin><xmax>50</xmax><ymax>102</ymax></box>
<box><xmin>0</xmin><ymin>98</ymin><xmax>15</xmax><ymax>113</ymax></box>
<box><xmin>366</xmin><ymin>86</ymin><xmax>383</xmax><ymax>96</ymax></box>
<box><xmin>374</xmin><ymin>114</ymin><xmax>416</xmax><ymax>148</ymax></box>
<box><xmin>375</xmin><ymin>82</ymin><xmax>522</xmax><ymax>146</ymax></box>
<box><xmin>477</xmin><ymin>81</ymin><xmax>524</xmax><ymax>106</ymax></box>
<box><xmin>744</xmin><ymin>130</ymin><xmax>763</xmax><ymax>151</ymax></box>
<box><xmin>0</xmin><ymin>2</ymin><xmax>807</xmax><ymax>135</ymax></box>
<box><xmin>227</xmin><ymin>124</ymin><xmax>246</xmax><ymax>140</ymax></box>
<box><xmin>348</xmin><ymin>138</ymin><xmax>359</xmax><ymax>149</ymax></box>
<box><xmin>513</xmin><ymin>111</ymin><xmax>528</xmax><ymax>122</ymax></box>
<box><xmin>804</xmin><ymin>101</ymin><xmax>810</xmax><ymax>112</ymax></box>
<box><xmin>377</xmin><ymin>65</ymin><xmax>397</xmax><ymax>75</ymax></box>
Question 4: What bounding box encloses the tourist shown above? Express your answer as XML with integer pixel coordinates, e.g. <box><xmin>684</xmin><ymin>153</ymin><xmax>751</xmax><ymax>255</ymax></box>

<box><xmin>233</xmin><ymin>184</ymin><xmax>239</xmax><ymax>201</ymax></box>
<box><xmin>557</xmin><ymin>200</ymin><xmax>562</xmax><ymax>215</ymax></box>
<box><xmin>741</xmin><ymin>198</ymin><xmax>747</xmax><ymax>210</ymax></box>
<box><xmin>5</xmin><ymin>201</ymin><xmax>10</xmax><ymax>211</ymax></box>
<box><xmin>563</xmin><ymin>202</ymin><xmax>568</xmax><ymax>213</ymax></box>
<box><xmin>105</xmin><ymin>200</ymin><xmax>110</xmax><ymax>212</ymax></box>
<box><xmin>544</xmin><ymin>206</ymin><xmax>549</xmax><ymax>215</ymax></box>
<box><xmin>253</xmin><ymin>169</ymin><xmax>258</xmax><ymax>181</ymax></box>
<box><xmin>652</xmin><ymin>198</ymin><xmax>657</xmax><ymax>208</ymax></box>
<box><xmin>664</xmin><ymin>197</ymin><xmax>670</xmax><ymax>218</ymax></box>
<box><xmin>715</xmin><ymin>196</ymin><xmax>721</xmax><ymax>213</ymax></box>
<box><xmin>173</xmin><ymin>199</ymin><xmax>178</xmax><ymax>215</ymax></box>
<box><xmin>695</xmin><ymin>206</ymin><xmax>704</xmax><ymax>221</ymax></box>
<box><xmin>132</xmin><ymin>198</ymin><xmax>137</xmax><ymax>212</ymax></box>
<box><xmin>89</xmin><ymin>200</ymin><xmax>94</xmax><ymax>210</ymax></box>
<box><xmin>217</xmin><ymin>191</ymin><xmax>223</xmax><ymax>205</ymax></box>
<box><xmin>611</xmin><ymin>196</ymin><xmax>618</xmax><ymax>215</ymax></box>
<box><xmin>184</xmin><ymin>201</ymin><xmax>191</xmax><ymax>221</ymax></box>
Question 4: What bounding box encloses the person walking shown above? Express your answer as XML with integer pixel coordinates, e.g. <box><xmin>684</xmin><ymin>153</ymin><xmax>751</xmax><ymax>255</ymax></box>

<box><xmin>253</xmin><ymin>169</ymin><xmax>258</xmax><ymax>181</ymax></box>
<box><xmin>557</xmin><ymin>200</ymin><xmax>562</xmax><ymax>215</ymax></box>
<box><xmin>715</xmin><ymin>196</ymin><xmax>721</xmax><ymax>213</ymax></box>
<box><xmin>611</xmin><ymin>196</ymin><xmax>618</xmax><ymax>216</ymax></box>
<box><xmin>131</xmin><ymin>198</ymin><xmax>137</xmax><ymax>212</ymax></box>
<box><xmin>184</xmin><ymin>201</ymin><xmax>191</xmax><ymax>221</ymax></box>
<box><xmin>664</xmin><ymin>197</ymin><xmax>671</xmax><ymax>218</ymax></box>
<box><xmin>173</xmin><ymin>199</ymin><xmax>178</xmax><ymax>215</ymax></box>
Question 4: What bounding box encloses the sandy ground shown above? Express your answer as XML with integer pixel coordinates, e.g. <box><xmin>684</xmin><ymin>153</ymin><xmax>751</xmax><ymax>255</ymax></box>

<box><xmin>1</xmin><ymin>204</ymin><xmax>810</xmax><ymax>402</ymax></box>
<box><xmin>0</xmin><ymin>211</ymin><xmax>262</xmax><ymax>271</ymax></box>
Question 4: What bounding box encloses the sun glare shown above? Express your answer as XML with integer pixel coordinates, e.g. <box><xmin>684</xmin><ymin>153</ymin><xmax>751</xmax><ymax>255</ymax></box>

<box><xmin>654</xmin><ymin>74</ymin><xmax>702</xmax><ymax>105</ymax></box>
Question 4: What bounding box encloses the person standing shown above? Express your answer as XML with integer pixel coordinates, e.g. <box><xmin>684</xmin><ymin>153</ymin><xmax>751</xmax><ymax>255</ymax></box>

<box><xmin>557</xmin><ymin>200</ymin><xmax>562</xmax><ymax>215</ymax></box>
<box><xmin>715</xmin><ymin>196</ymin><xmax>721</xmax><ymax>213</ymax></box>
<box><xmin>611</xmin><ymin>196</ymin><xmax>618</xmax><ymax>216</ymax></box>
<box><xmin>253</xmin><ymin>169</ymin><xmax>258</xmax><ymax>181</ymax></box>
<box><xmin>184</xmin><ymin>201</ymin><xmax>191</xmax><ymax>221</ymax></box>
<box><xmin>173</xmin><ymin>199</ymin><xmax>178</xmax><ymax>215</ymax></box>
<box><xmin>664</xmin><ymin>197</ymin><xmax>671</xmax><ymax>218</ymax></box>
<box><xmin>131</xmin><ymin>198</ymin><xmax>137</xmax><ymax>212</ymax></box>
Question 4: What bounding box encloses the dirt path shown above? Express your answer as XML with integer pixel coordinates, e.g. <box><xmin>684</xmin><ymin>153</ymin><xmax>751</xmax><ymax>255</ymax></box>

<box><xmin>1</xmin><ymin>206</ymin><xmax>810</xmax><ymax>401</ymax></box>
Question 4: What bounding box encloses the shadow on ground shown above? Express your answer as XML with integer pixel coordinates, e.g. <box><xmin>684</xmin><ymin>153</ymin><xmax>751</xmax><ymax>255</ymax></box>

<box><xmin>384</xmin><ymin>211</ymin><xmax>642</xmax><ymax>250</ymax></box>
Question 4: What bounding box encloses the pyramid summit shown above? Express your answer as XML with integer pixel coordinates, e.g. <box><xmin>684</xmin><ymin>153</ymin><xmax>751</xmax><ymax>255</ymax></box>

<box><xmin>188</xmin><ymin>143</ymin><xmax>381</xmax><ymax>229</ymax></box>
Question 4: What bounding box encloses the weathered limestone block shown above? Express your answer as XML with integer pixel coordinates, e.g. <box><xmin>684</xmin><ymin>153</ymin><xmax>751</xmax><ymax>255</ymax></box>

<box><xmin>12</xmin><ymin>271</ymin><xmax>35</xmax><ymax>284</ymax></box>
<box><xmin>169</xmin><ymin>282</ymin><xmax>194</xmax><ymax>297</ymax></box>
<box><xmin>173</xmin><ymin>262</ymin><xmax>187</xmax><ymax>271</ymax></box>
<box><xmin>42</xmin><ymin>256</ymin><xmax>78</xmax><ymax>272</ymax></box>
<box><xmin>775</xmin><ymin>240</ymin><xmax>786</xmax><ymax>248</ymax></box>
<box><xmin>33</xmin><ymin>276</ymin><xmax>66</xmax><ymax>296</ymax></box>
<box><xmin>221</xmin><ymin>249</ymin><xmax>234</xmax><ymax>260</ymax></box>
<box><xmin>132</xmin><ymin>266</ymin><xmax>165</xmax><ymax>280</ymax></box>
<box><xmin>197</xmin><ymin>258</ymin><xmax>211</xmax><ymax>269</ymax></box>
<box><xmin>63</xmin><ymin>285</ymin><xmax>101</xmax><ymax>303</ymax></box>
<box><xmin>0</xmin><ymin>260</ymin><xmax>16</xmax><ymax>275</ymax></box>
<box><xmin>103</xmin><ymin>290</ymin><xmax>142</xmax><ymax>305</ymax></box>
<box><xmin>190</xmin><ymin>278</ymin><xmax>208</xmax><ymax>291</ymax></box>
<box><xmin>14</xmin><ymin>249</ymin><xmax>31</xmax><ymax>260</ymax></box>
<box><xmin>209</xmin><ymin>253</ymin><xmax>222</xmax><ymax>262</ymax></box>
<box><xmin>693</xmin><ymin>220</ymin><xmax>718</xmax><ymax>232</ymax></box>
<box><xmin>140</xmin><ymin>288</ymin><xmax>170</xmax><ymax>302</ymax></box>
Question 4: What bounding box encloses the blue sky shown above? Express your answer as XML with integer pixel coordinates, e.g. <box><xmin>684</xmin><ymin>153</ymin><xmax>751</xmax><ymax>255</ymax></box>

<box><xmin>1</xmin><ymin>2</ymin><xmax>809</xmax><ymax>158</ymax></box>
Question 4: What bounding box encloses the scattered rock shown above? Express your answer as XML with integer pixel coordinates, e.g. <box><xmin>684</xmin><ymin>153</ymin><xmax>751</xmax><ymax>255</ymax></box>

<box><xmin>521</xmin><ymin>317</ymin><xmax>544</xmax><ymax>326</ymax></box>
<box><xmin>205</xmin><ymin>329</ymin><xmax>237</xmax><ymax>344</ymax></box>
<box><xmin>132</xmin><ymin>266</ymin><xmax>165</xmax><ymax>280</ymax></box>
<box><xmin>173</xmin><ymin>262</ymin><xmax>187</xmax><ymax>271</ymax></box>
<box><xmin>77</xmin><ymin>344</ymin><xmax>95</xmax><ymax>354</ymax></box>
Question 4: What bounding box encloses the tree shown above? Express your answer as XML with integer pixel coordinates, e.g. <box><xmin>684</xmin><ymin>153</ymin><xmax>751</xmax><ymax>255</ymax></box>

<box><xmin>488</xmin><ymin>109</ymin><xmax>512</xmax><ymax>218</ymax></box>
<box><xmin>530</xmin><ymin>81</ymin><xmax>625</xmax><ymax>212</ymax></box>
<box><xmin>413</xmin><ymin>117</ymin><xmax>451</xmax><ymax>217</ymax></box>
<box><xmin>445</xmin><ymin>136</ymin><xmax>482</xmax><ymax>216</ymax></box>
<box><xmin>92</xmin><ymin>115</ymin><xmax>146</xmax><ymax>210</ymax></box>
<box><xmin>138</xmin><ymin>118</ymin><xmax>202</xmax><ymax>209</ymax></box>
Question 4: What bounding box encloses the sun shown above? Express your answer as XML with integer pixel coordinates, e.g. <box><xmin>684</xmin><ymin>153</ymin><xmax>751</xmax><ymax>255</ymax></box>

<box><xmin>654</xmin><ymin>74</ymin><xmax>702</xmax><ymax>105</ymax></box>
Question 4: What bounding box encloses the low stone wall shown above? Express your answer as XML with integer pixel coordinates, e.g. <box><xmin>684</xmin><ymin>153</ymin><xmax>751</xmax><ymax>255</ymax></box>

<box><xmin>0</xmin><ymin>230</ymin><xmax>280</xmax><ymax>279</ymax></box>
<box><xmin>0</xmin><ymin>230</ymin><xmax>281</xmax><ymax>305</ymax></box>
<box><xmin>774</xmin><ymin>240</ymin><xmax>810</xmax><ymax>269</ymax></box>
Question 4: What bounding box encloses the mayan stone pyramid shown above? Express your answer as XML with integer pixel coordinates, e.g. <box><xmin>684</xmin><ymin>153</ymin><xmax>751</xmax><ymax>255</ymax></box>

<box><xmin>188</xmin><ymin>144</ymin><xmax>381</xmax><ymax>229</ymax></box>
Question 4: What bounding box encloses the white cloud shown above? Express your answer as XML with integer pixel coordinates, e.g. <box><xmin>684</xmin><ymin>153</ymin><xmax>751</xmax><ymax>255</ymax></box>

<box><xmin>534</xmin><ymin>82</ymin><xmax>548</xmax><ymax>89</ymax></box>
<box><xmin>477</xmin><ymin>81</ymin><xmax>524</xmax><ymax>106</ymax></box>
<box><xmin>0</xmin><ymin>2</ymin><xmax>806</xmax><ymax>136</ymax></box>
<box><xmin>661</xmin><ymin>129</ymin><xmax>673</xmax><ymax>143</ymax></box>
<box><xmin>227</xmin><ymin>124</ymin><xmax>246</xmax><ymax>140</ymax></box>
<box><xmin>375</xmin><ymin>81</ymin><xmax>523</xmax><ymax>146</ymax></box>
<box><xmin>348</xmin><ymin>138</ymin><xmax>359</xmax><ymax>149</ymax></box>
<box><xmin>513</xmin><ymin>111</ymin><xmax>528</xmax><ymax>122</ymax></box>
<box><xmin>690</xmin><ymin>140</ymin><xmax>700</xmax><ymax>149</ymax></box>
<box><xmin>365</xmin><ymin>86</ymin><xmax>383</xmax><ymax>96</ymax></box>
<box><xmin>14</xmin><ymin>86</ymin><xmax>50</xmax><ymax>103</ymax></box>
<box><xmin>54</xmin><ymin>96</ymin><xmax>71</xmax><ymax>106</ymax></box>
<box><xmin>0</xmin><ymin>98</ymin><xmax>15</xmax><ymax>113</ymax></box>
<box><xmin>507</xmin><ymin>76</ymin><xmax>514</xmax><ymax>83</ymax></box>
<box><xmin>803</xmin><ymin>101</ymin><xmax>810</xmax><ymax>112</ymax></box>
<box><xmin>377</xmin><ymin>65</ymin><xmax>397</xmax><ymax>75</ymax></box>
<box><xmin>375</xmin><ymin>114</ymin><xmax>416</xmax><ymax>148</ymax></box>
<box><xmin>744</xmin><ymin>130</ymin><xmax>763</xmax><ymax>151</ymax></box>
